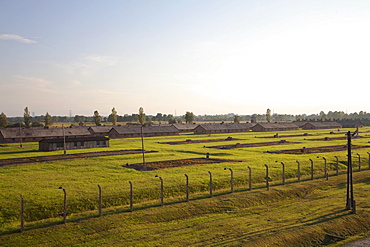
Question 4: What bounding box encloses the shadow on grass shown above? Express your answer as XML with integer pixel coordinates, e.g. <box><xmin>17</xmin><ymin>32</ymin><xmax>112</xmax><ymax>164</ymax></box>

<box><xmin>300</xmin><ymin>209</ymin><xmax>350</xmax><ymax>226</ymax></box>
<box><xmin>0</xmin><ymin>150</ymin><xmax>38</xmax><ymax>155</ymax></box>
<box><xmin>210</xmin><ymin>209</ymin><xmax>351</xmax><ymax>247</ymax></box>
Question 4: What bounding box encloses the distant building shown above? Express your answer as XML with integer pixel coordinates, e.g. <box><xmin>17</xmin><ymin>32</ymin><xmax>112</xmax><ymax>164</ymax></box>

<box><xmin>0</xmin><ymin>126</ymin><xmax>91</xmax><ymax>143</ymax></box>
<box><xmin>360</xmin><ymin>119</ymin><xmax>370</xmax><ymax>126</ymax></box>
<box><xmin>39</xmin><ymin>136</ymin><xmax>109</xmax><ymax>151</ymax></box>
<box><xmin>301</xmin><ymin>122</ymin><xmax>342</xmax><ymax>130</ymax></box>
<box><xmin>251</xmin><ymin>123</ymin><xmax>299</xmax><ymax>132</ymax></box>
<box><xmin>108</xmin><ymin>125</ymin><xmax>179</xmax><ymax>138</ymax></box>
<box><xmin>172</xmin><ymin>123</ymin><xmax>198</xmax><ymax>133</ymax></box>
<box><xmin>193</xmin><ymin>123</ymin><xmax>255</xmax><ymax>134</ymax></box>
<box><xmin>336</xmin><ymin>120</ymin><xmax>363</xmax><ymax>128</ymax></box>
<box><xmin>88</xmin><ymin>126</ymin><xmax>113</xmax><ymax>136</ymax></box>
<box><xmin>292</xmin><ymin>121</ymin><xmax>308</xmax><ymax>128</ymax></box>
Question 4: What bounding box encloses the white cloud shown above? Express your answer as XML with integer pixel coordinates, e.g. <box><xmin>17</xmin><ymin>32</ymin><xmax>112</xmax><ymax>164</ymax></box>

<box><xmin>60</xmin><ymin>54</ymin><xmax>119</xmax><ymax>76</ymax></box>
<box><xmin>90</xmin><ymin>89</ymin><xmax>122</xmax><ymax>96</ymax></box>
<box><xmin>7</xmin><ymin>75</ymin><xmax>58</xmax><ymax>94</ymax></box>
<box><xmin>0</xmin><ymin>34</ymin><xmax>37</xmax><ymax>44</ymax></box>
<box><xmin>68</xmin><ymin>80</ymin><xmax>82</xmax><ymax>88</ymax></box>
<box><xmin>85</xmin><ymin>55</ymin><xmax>118</xmax><ymax>67</ymax></box>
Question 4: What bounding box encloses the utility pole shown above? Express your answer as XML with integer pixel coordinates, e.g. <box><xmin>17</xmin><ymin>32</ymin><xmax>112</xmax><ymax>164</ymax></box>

<box><xmin>19</xmin><ymin>125</ymin><xmax>23</xmax><ymax>148</ymax></box>
<box><xmin>346</xmin><ymin>131</ymin><xmax>355</xmax><ymax>213</ymax></box>
<box><xmin>62</xmin><ymin>124</ymin><xmax>66</xmax><ymax>155</ymax></box>
<box><xmin>141</xmin><ymin>126</ymin><xmax>146</xmax><ymax>171</ymax></box>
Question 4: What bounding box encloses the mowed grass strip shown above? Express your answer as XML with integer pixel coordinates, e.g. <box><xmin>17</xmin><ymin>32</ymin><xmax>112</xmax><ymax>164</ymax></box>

<box><xmin>1</xmin><ymin>170</ymin><xmax>370</xmax><ymax>246</ymax></box>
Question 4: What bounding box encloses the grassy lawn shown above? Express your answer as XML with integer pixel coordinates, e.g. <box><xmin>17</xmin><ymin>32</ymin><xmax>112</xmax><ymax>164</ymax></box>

<box><xmin>1</xmin><ymin>127</ymin><xmax>370</xmax><ymax>246</ymax></box>
<box><xmin>1</xmin><ymin>170</ymin><xmax>370</xmax><ymax>246</ymax></box>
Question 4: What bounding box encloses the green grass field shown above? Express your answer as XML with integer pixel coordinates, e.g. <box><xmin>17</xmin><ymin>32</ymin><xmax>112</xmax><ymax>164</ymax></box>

<box><xmin>1</xmin><ymin>127</ymin><xmax>370</xmax><ymax>246</ymax></box>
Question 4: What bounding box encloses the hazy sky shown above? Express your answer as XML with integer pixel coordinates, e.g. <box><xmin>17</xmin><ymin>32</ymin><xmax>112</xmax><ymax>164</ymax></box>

<box><xmin>1</xmin><ymin>1</ymin><xmax>370</xmax><ymax>117</ymax></box>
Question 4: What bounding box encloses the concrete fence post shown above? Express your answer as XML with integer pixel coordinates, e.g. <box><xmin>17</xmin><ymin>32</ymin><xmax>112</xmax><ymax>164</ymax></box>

<box><xmin>296</xmin><ymin>161</ymin><xmax>301</xmax><ymax>182</ymax></box>
<box><xmin>357</xmin><ymin>153</ymin><xmax>361</xmax><ymax>171</ymax></box>
<box><xmin>208</xmin><ymin>171</ymin><xmax>213</xmax><ymax>197</ymax></box>
<box><xmin>98</xmin><ymin>185</ymin><xmax>102</xmax><ymax>217</ymax></box>
<box><xmin>20</xmin><ymin>194</ymin><xmax>24</xmax><ymax>232</ymax></box>
<box><xmin>352</xmin><ymin>200</ymin><xmax>357</xmax><ymax>214</ymax></box>
<box><xmin>248</xmin><ymin>166</ymin><xmax>252</xmax><ymax>190</ymax></box>
<box><xmin>324</xmin><ymin>157</ymin><xmax>328</xmax><ymax>180</ymax></box>
<box><xmin>264</xmin><ymin>164</ymin><xmax>269</xmax><ymax>191</ymax></box>
<box><xmin>275</xmin><ymin>161</ymin><xmax>285</xmax><ymax>185</ymax></box>
<box><xmin>129</xmin><ymin>181</ymin><xmax>133</xmax><ymax>212</ymax></box>
<box><xmin>334</xmin><ymin>156</ymin><xmax>339</xmax><ymax>176</ymax></box>
<box><xmin>319</xmin><ymin>156</ymin><xmax>328</xmax><ymax>180</ymax></box>
<box><xmin>155</xmin><ymin>175</ymin><xmax>164</xmax><ymax>206</ymax></box>
<box><xmin>184</xmin><ymin>174</ymin><xmax>189</xmax><ymax>202</ymax></box>
<box><xmin>58</xmin><ymin>187</ymin><xmax>67</xmax><ymax>224</ymax></box>
<box><xmin>281</xmin><ymin>162</ymin><xmax>285</xmax><ymax>185</ymax></box>
<box><xmin>224</xmin><ymin>168</ymin><xmax>234</xmax><ymax>193</ymax></box>
<box><xmin>309</xmin><ymin>159</ymin><xmax>314</xmax><ymax>180</ymax></box>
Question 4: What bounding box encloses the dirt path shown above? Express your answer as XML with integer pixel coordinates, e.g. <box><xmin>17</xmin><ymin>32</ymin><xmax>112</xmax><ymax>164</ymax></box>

<box><xmin>345</xmin><ymin>238</ymin><xmax>370</xmax><ymax>246</ymax></box>
<box><xmin>0</xmin><ymin>149</ymin><xmax>157</xmax><ymax>167</ymax></box>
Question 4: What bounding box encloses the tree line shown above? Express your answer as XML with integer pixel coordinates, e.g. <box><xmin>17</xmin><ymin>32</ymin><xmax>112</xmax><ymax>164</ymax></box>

<box><xmin>0</xmin><ymin>107</ymin><xmax>177</xmax><ymax>128</ymax></box>
<box><xmin>1</xmin><ymin>107</ymin><xmax>370</xmax><ymax>128</ymax></box>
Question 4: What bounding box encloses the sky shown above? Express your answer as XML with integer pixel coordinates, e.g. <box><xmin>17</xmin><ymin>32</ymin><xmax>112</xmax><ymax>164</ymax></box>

<box><xmin>1</xmin><ymin>0</ymin><xmax>370</xmax><ymax>117</ymax></box>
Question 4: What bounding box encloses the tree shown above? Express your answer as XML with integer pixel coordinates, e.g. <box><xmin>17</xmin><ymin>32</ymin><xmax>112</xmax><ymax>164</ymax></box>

<box><xmin>266</xmin><ymin>109</ymin><xmax>272</xmax><ymax>122</ymax></box>
<box><xmin>52</xmin><ymin>116</ymin><xmax>59</xmax><ymax>123</ymax></box>
<box><xmin>31</xmin><ymin>121</ymin><xmax>44</xmax><ymax>127</ymax></box>
<box><xmin>138</xmin><ymin>107</ymin><xmax>147</xmax><ymax>170</ymax></box>
<box><xmin>138</xmin><ymin>107</ymin><xmax>146</xmax><ymax>126</ymax></box>
<box><xmin>0</xmin><ymin>112</ymin><xmax>8</xmax><ymax>128</ymax></box>
<box><xmin>45</xmin><ymin>112</ymin><xmax>53</xmax><ymax>127</ymax></box>
<box><xmin>24</xmin><ymin>107</ymin><xmax>31</xmax><ymax>127</ymax></box>
<box><xmin>74</xmin><ymin>115</ymin><xmax>85</xmax><ymax>123</ymax></box>
<box><xmin>251</xmin><ymin>114</ymin><xmax>257</xmax><ymax>123</ymax></box>
<box><xmin>234</xmin><ymin>115</ymin><xmax>240</xmax><ymax>123</ymax></box>
<box><xmin>154</xmin><ymin>113</ymin><xmax>163</xmax><ymax>122</ymax></box>
<box><xmin>319</xmin><ymin>111</ymin><xmax>327</xmax><ymax>121</ymax></box>
<box><xmin>59</xmin><ymin>116</ymin><xmax>68</xmax><ymax>122</ymax></box>
<box><xmin>111</xmin><ymin>107</ymin><xmax>118</xmax><ymax>125</ymax></box>
<box><xmin>168</xmin><ymin>117</ymin><xmax>176</xmax><ymax>124</ymax></box>
<box><xmin>93</xmin><ymin>110</ymin><xmax>102</xmax><ymax>126</ymax></box>
<box><xmin>185</xmin><ymin>111</ymin><xmax>195</xmax><ymax>124</ymax></box>
<box><xmin>338</xmin><ymin>111</ymin><xmax>344</xmax><ymax>120</ymax></box>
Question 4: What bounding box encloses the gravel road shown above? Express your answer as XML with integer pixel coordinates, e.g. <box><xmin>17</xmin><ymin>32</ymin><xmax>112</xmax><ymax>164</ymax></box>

<box><xmin>345</xmin><ymin>237</ymin><xmax>370</xmax><ymax>247</ymax></box>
